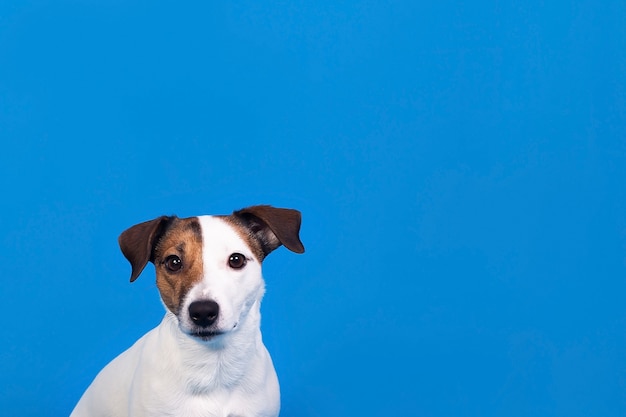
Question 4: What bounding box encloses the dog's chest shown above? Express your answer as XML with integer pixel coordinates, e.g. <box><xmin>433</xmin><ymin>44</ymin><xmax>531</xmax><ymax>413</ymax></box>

<box><xmin>141</xmin><ymin>388</ymin><xmax>271</xmax><ymax>417</ymax></box>
<box><xmin>129</xmin><ymin>318</ymin><xmax>280</xmax><ymax>417</ymax></box>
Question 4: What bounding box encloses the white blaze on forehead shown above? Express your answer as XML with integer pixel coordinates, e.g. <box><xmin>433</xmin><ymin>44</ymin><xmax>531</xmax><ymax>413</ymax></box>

<box><xmin>197</xmin><ymin>215</ymin><xmax>256</xmax><ymax>263</ymax></box>
<box><xmin>190</xmin><ymin>215</ymin><xmax>264</xmax><ymax>331</ymax></box>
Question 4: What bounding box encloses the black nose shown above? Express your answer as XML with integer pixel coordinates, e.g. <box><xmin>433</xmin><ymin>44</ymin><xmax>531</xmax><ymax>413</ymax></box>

<box><xmin>188</xmin><ymin>300</ymin><xmax>219</xmax><ymax>327</ymax></box>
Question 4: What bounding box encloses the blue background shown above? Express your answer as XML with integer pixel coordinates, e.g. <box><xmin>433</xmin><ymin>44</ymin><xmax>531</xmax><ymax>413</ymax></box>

<box><xmin>1</xmin><ymin>1</ymin><xmax>625</xmax><ymax>416</ymax></box>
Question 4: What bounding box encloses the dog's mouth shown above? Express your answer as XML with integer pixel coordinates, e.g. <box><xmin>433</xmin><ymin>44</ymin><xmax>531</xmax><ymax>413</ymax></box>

<box><xmin>188</xmin><ymin>329</ymin><xmax>225</xmax><ymax>341</ymax></box>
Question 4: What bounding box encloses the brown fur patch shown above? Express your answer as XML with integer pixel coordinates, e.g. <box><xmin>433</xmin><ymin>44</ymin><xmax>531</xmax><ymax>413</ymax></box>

<box><xmin>152</xmin><ymin>217</ymin><xmax>204</xmax><ymax>315</ymax></box>
<box><xmin>219</xmin><ymin>215</ymin><xmax>266</xmax><ymax>262</ymax></box>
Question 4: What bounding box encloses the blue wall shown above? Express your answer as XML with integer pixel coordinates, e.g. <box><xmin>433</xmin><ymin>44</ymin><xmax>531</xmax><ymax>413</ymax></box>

<box><xmin>0</xmin><ymin>1</ymin><xmax>624</xmax><ymax>416</ymax></box>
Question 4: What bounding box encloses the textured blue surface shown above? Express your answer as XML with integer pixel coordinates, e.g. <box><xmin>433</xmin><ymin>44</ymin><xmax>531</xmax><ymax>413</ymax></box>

<box><xmin>0</xmin><ymin>1</ymin><xmax>625</xmax><ymax>416</ymax></box>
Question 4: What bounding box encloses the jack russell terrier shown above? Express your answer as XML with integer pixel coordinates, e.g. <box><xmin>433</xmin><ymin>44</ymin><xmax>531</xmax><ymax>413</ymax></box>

<box><xmin>71</xmin><ymin>205</ymin><xmax>304</xmax><ymax>417</ymax></box>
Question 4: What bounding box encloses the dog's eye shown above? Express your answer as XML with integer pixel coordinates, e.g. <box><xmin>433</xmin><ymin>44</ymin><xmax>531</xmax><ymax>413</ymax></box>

<box><xmin>228</xmin><ymin>253</ymin><xmax>247</xmax><ymax>269</ymax></box>
<box><xmin>164</xmin><ymin>255</ymin><xmax>183</xmax><ymax>272</ymax></box>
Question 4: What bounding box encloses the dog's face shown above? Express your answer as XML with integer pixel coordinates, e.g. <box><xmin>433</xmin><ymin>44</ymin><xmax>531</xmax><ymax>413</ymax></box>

<box><xmin>118</xmin><ymin>205</ymin><xmax>304</xmax><ymax>342</ymax></box>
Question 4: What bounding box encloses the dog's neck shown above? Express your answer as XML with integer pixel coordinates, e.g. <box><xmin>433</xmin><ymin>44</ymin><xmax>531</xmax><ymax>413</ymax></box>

<box><xmin>160</xmin><ymin>301</ymin><xmax>264</xmax><ymax>394</ymax></box>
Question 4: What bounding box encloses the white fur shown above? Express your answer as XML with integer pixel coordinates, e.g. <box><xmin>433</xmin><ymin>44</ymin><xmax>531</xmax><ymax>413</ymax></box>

<box><xmin>71</xmin><ymin>216</ymin><xmax>280</xmax><ymax>417</ymax></box>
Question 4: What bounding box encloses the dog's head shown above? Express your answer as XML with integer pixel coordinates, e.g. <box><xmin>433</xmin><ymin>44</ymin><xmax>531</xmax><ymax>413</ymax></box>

<box><xmin>118</xmin><ymin>205</ymin><xmax>304</xmax><ymax>342</ymax></box>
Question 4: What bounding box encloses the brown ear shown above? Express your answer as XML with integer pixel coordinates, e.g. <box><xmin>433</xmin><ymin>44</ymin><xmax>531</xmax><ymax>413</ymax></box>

<box><xmin>233</xmin><ymin>205</ymin><xmax>305</xmax><ymax>256</ymax></box>
<box><xmin>118</xmin><ymin>216</ymin><xmax>172</xmax><ymax>282</ymax></box>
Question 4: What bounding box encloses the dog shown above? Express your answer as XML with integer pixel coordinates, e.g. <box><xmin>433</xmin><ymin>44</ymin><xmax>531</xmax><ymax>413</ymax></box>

<box><xmin>70</xmin><ymin>205</ymin><xmax>304</xmax><ymax>417</ymax></box>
